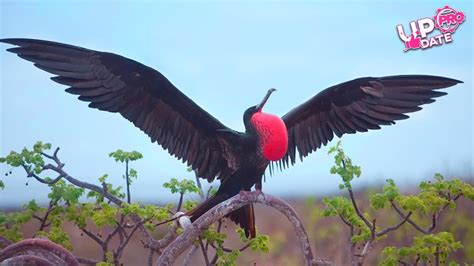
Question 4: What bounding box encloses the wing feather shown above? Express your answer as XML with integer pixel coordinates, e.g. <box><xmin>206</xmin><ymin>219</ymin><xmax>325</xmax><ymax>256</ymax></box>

<box><xmin>1</xmin><ymin>38</ymin><xmax>234</xmax><ymax>181</ymax></box>
<box><xmin>276</xmin><ymin>75</ymin><xmax>461</xmax><ymax>170</ymax></box>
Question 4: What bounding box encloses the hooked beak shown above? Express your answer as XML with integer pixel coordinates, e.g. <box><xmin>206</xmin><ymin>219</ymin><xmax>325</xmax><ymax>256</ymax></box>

<box><xmin>256</xmin><ymin>88</ymin><xmax>277</xmax><ymax>112</ymax></box>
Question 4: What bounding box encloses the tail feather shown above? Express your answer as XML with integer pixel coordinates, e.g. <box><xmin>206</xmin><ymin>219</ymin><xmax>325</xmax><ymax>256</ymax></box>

<box><xmin>188</xmin><ymin>194</ymin><xmax>256</xmax><ymax>239</ymax></box>
<box><xmin>227</xmin><ymin>203</ymin><xmax>256</xmax><ymax>238</ymax></box>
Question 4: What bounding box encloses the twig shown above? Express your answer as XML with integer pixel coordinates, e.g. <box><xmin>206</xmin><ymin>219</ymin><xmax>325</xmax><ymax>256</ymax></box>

<box><xmin>105</xmin><ymin>222</ymin><xmax>122</xmax><ymax>246</ymax></box>
<box><xmin>125</xmin><ymin>159</ymin><xmax>131</xmax><ymax>204</ymax></box>
<box><xmin>81</xmin><ymin>228</ymin><xmax>104</xmax><ymax>247</ymax></box>
<box><xmin>115</xmin><ymin>219</ymin><xmax>144</xmax><ymax>261</ymax></box>
<box><xmin>41</xmin><ymin>147</ymin><xmax>61</xmax><ymax>166</ymax></box>
<box><xmin>209</xmin><ymin>242</ymin><xmax>250</xmax><ymax>253</ymax></box>
<box><xmin>338</xmin><ymin>214</ymin><xmax>352</xmax><ymax>228</ymax></box>
<box><xmin>390</xmin><ymin>201</ymin><xmax>427</xmax><ymax>234</ymax></box>
<box><xmin>347</xmin><ymin>188</ymin><xmax>372</xmax><ymax>231</ymax></box>
<box><xmin>195</xmin><ymin>175</ymin><xmax>205</xmax><ymax>200</ymax></box>
<box><xmin>414</xmin><ymin>254</ymin><xmax>421</xmax><ymax>265</ymax></box>
<box><xmin>176</xmin><ymin>192</ymin><xmax>184</xmax><ymax>212</ymax></box>
<box><xmin>38</xmin><ymin>200</ymin><xmax>55</xmax><ymax>231</ymax></box>
<box><xmin>39</xmin><ymin>148</ymin><xmax>124</xmax><ymax>206</ymax></box>
<box><xmin>427</xmin><ymin>213</ymin><xmax>437</xmax><ymax>234</ymax></box>
<box><xmin>340</xmin><ymin>159</ymin><xmax>373</xmax><ymax>232</ymax></box>
<box><xmin>147</xmin><ymin>248</ymin><xmax>156</xmax><ymax>266</ymax></box>
<box><xmin>357</xmin><ymin>240</ymin><xmax>372</xmax><ymax>265</ymax></box>
<box><xmin>76</xmin><ymin>256</ymin><xmax>100</xmax><ymax>265</ymax></box>
<box><xmin>397</xmin><ymin>259</ymin><xmax>409</xmax><ymax>266</ymax></box>
<box><xmin>198</xmin><ymin>236</ymin><xmax>210</xmax><ymax>266</ymax></box>
<box><xmin>376</xmin><ymin>211</ymin><xmax>412</xmax><ymax>237</ymax></box>
<box><xmin>434</xmin><ymin>245</ymin><xmax>440</xmax><ymax>266</ymax></box>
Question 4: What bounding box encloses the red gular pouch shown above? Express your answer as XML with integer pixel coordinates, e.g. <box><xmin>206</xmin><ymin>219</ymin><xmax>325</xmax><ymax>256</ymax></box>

<box><xmin>251</xmin><ymin>112</ymin><xmax>288</xmax><ymax>161</ymax></box>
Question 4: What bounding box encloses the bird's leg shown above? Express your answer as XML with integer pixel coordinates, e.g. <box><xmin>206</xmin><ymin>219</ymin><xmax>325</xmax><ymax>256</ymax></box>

<box><xmin>254</xmin><ymin>181</ymin><xmax>266</xmax><ymax>200</ymax></box>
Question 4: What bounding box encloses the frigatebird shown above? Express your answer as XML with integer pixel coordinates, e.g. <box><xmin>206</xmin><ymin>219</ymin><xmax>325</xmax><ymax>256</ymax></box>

<box><xmin>0</xmin><ymin>38</ymin><xmax>462</xmax><ymax>238</ymax></box>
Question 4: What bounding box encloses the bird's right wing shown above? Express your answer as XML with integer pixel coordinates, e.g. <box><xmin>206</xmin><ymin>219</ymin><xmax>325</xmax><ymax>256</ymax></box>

<box><xmin>1</xmin><ymin>38</ymin><xmax>232</xmax><ymax>181</ymax></box>
<box><xmin>274</xmin><ymin>75</ymin><xmax>461</xmax><ymax>171</ymax></box>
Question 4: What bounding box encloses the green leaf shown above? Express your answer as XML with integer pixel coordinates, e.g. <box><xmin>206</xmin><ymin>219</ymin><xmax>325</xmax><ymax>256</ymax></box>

<box><xmin>24</xmin><ymin>200</ymin><xmax>39</xmax><ymax>212</ymax></box>
<box><xmin>109</xmin><ymin>149</ymin><xmax>143</xmax><ymax>162</ymax></box>
<box><xmin>202</xmin><ymin>226</ymin><xmax>227</xmax><ymax>246</ymax></box>
<box><xmin>249</xmin><ymin>234</ymin><xmax>270</xmax><ymax>253</ymax></box>
<box><xmin>183</xmin><ymin>200</ymin><xmax>197</xmax><ymax>212</ymax></box>
<box><xmin>370</xmin><ymin>193</ymin><xmax>387</xmax><ymax>210</ymax></box>
<box><xmin>92</xmin><ymin>203</ymin><xmax>117</xmax><ymax>227</ymax></box>
<box><xmin>216</xmin><ymin>249</ymin><xmax>239</xmax><ymax>266</ymax></box>
<box><xmin>380</xmin><ymin>246</ymin><xmax>398</xmax><ymax>266</ymax></box>
<box><xmin>163</xmin><ymin>178</ymin><xmax>201</xmax><ymax>195</ymax></box>
<box><xmin>37</xmin><ymin>224</ymin><xmax>73</xmax><ymax>251</ymax></box>
<box><xmin>327</xmin><ymin>141</ymin><xmax>361</xmax><ymax>189</ymax></box>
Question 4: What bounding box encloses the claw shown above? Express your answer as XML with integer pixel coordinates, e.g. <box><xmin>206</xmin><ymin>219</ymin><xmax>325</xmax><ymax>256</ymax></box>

<box><xmin>238</xmin><ymin>189</ymin><xmax>266</xmax><ymax>201</ymax></box>
<box><xmin>254</xmin><ymin>189</ymin><xmax>266</xmax><ymax>200</ymax></box>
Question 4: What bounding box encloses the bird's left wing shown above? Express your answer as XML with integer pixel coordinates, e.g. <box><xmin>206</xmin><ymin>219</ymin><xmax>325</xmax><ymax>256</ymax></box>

<box><xmin>273</xmin><ymin>75</ymin><xmax>461</xmax><ymax>171</ymax></box>
<box><xmin>1</xmin><ymin>38</ymin><xmax>232</xmax><ymax>181</ymax></box>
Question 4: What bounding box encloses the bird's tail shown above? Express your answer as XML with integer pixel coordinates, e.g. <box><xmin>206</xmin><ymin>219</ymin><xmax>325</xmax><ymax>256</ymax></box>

<box><xmin>188</xmin><ymin>194</ymin><xmax>256</xmax><ymax>239</ymax></box>
<box><xmin>227</xmin><ymin>203</ymin><xmax>256</xmax><ymax>238</ymax></box>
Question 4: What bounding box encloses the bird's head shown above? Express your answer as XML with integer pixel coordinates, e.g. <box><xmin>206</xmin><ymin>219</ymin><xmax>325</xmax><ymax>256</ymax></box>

<box><xmin>243</xmin><ymin>88</ymin><xmax>277</xmax><ymax>131</ymax></box>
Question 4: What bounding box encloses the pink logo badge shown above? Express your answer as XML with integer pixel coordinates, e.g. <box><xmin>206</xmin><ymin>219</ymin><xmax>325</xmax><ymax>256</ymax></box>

<box><xmin>434</xmin><ymin>6</ymin><xmax>465</xmax><ymax>33</ymax></box>
<box><xmin>396</xmin><ymin>6</ymin><xmax>465</xmax><ymax>52</ymax></box>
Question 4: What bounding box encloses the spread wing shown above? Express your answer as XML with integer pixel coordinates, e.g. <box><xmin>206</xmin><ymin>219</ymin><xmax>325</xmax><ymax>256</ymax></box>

<box><xmin>273</xmin><ymin>75</ymin><xmax>461</xmax><ymax>171</ymax></box>
<box><xmin>1</xmin><ymin>38</ymin><xmax>231</xmax><ymax>181</ymax></box>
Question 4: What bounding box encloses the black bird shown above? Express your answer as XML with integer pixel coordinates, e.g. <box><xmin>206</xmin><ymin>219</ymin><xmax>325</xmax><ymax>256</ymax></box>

<box><xmin>0</xmin><ymin>38</ymin><xmax>462</xmax><ymax>238</ymax></box>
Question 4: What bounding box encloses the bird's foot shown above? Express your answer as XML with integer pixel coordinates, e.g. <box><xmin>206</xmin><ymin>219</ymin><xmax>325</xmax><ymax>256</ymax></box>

<box><xmin>238</xmin><ymin>189</ymin><xmax>266</xmax><ymax>201</ymax></box>
<box><xmin>239</xmin><ymin>190</ymin><xmax>253</xmax><ymax>200</ymax></box>
<box><xmin>254</xmin><ymin>189</ymin><xmax>266</xmax><ymax>200</ymax></box>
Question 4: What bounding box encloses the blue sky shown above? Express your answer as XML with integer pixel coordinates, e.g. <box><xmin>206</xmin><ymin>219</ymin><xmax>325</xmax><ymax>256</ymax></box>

<box><xmin>0</xmin><ymin>1</ymin><xmax>472</xmax><ymax>207</ymax></box>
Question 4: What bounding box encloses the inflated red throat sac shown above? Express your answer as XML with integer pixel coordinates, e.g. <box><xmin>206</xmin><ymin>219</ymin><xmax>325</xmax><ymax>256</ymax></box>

<box><xmin>251</xmin><ymin>112</ymin><xmax>288</xmax><ymax>161</ymax></box>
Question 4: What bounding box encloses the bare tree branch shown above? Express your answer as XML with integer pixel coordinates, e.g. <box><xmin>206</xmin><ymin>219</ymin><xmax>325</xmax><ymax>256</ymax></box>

<box><xmin>81</xmin><ymin>228</ymin><xmax>105</xmax><ymax>247</ymax></box>
<box><xmin>198</xmin><ymin>236</ymin><xmax>210</xmax><ymax>266</ymax></box>
<box><xmin>125</xmin><ymin>159</ymin><xmax>131</xmax><ymax>204</ymax></box>
<box><xmin>390</xmin><ymin>200</ymin><xmax>427</xmax><ymax>234</ymax></box>
<box><xmin>136</xmin><ymin>215</ymin><xmax>178</xmax><ymax>250</ymax></box>
<box><xmin>376</xmin><ymin>211</ymin><xmax>412</xmax><ymax>237</ymax></box>
<box><xmin>176</xmin><ymin>192</ymin><xmax>184</xmax><ymax>212</ymax></box>
<box><xmin>0</xmin><ymin>238</ymin><xmax>79</xmax><ymax>266</ymax></box>
<box><xmin>76</xmin><ymin>256</ymin><xmax>100</xmax><ymax>265</ymax></box>
<box><xmin>7</xmin><ymin>146</ymin><xmax>334</xmax><ymax>265</ymax></box>
<box><xmin>183</xmin><ymin>245</ymin><xmax>199</xmax><ymax>266</ymax></box>
<box><xmin>1</xmin><ymin>254</ymin><xmax>52</xmax><ymax>265</ymax></box>
<box><xmin>147</xmin><ymin>248</ymin><xmax>156</xmax><ymax>266</ymax></box>
<box><xmin>339</xmin><ymin>214</ymin><xmax>352</xmax><ymax>228</ymax></box>
<box><xmin>157</xmin><ymin>191</ymin><xmax>331</xmax><ymax>266</ymax></box>
<box><xmin>115</xmin><ymin>219</ymin><xmax>144</xmax><ymax>261</ymax></box>
<box><xmin>39</xmin><ymin>148</ymin><xmax>180</xmax><ymax>253</ymax></box>
<box><xmin>36</xmin><ymin>200</ymin><xmax>56</xmax><ymax>232</ymax></box>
